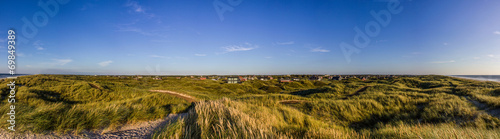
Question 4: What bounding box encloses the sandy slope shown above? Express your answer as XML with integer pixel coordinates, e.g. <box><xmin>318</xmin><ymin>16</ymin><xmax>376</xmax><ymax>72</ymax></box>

<box><xmin>1</xmin><ymin>113</ymin><xmax>186</xmax><ymax>139</ymax></box>
<box><xmin>1</xmin><ymin>90</ymin><xmax>196</xmax><ymax>139</ymax></box>
<box><xmin>149</xmin><ymin>90</ymin><xmax>198</xmax><ymax>103</ymax></box>
<box><xmin>466</xmin><ymin>97</ymin><xmax>500</xmax><ymax>119</ymax></box>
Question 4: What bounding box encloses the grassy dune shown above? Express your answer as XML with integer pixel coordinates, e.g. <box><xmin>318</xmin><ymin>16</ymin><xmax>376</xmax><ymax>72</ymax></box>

<box><xmin>1</xmin><ymin>75</ymin><xmax>500</xmax><ymax>138</ymax></box>
<box><xmin>0</xmin><ymin>75</ymin><xmax>191</xmax><ymax>133</ymax></box>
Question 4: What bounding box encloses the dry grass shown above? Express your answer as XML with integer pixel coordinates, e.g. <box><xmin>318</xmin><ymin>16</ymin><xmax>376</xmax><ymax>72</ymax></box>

<box><xmin>156</xmin><ymin>98</ymin><xmax>362</xmax><ymax>139</ymax></box>
<box><xmin>2</xmin><ymin>75</ymin><xmax>500</xmax><ymax>138</ymax></box>
<box><xmin>149</xmin><ymin>90</ymin><xmax>198</xmax><ymax>103</ymax></box>
<box><xmin>278</xmin><ymin>100</ymin><xmax>308</xmax><ymax>104</ymax></box>
<box><xmin>369</xmin><ymin>123</ymin><xmax>500</xmax><ymax>138</ymax></box>
<box><xmin>183</xmin><ymin>98</ymin><xmax>287</xmax><ymax>138</ymax></box>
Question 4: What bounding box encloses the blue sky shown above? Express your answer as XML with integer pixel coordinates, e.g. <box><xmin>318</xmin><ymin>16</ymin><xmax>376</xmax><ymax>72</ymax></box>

<box><xmin>1</xmin><ymin>0</ymin><xmax>499</xmax><ymax>75</ymax></box>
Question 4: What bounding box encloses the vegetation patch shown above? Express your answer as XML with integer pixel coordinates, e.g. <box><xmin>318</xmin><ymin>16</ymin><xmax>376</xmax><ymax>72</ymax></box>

<box><xmin>1</xmin><ymin>75</ymin><xmax>499</xmax><ymax>138</ymax></box>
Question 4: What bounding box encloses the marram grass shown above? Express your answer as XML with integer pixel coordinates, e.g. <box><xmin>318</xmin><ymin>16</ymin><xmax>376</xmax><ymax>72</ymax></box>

<box><xmin>0</xmin><ymin>75</ymin><xmax>499</xmax><ymax>138</ymax></box>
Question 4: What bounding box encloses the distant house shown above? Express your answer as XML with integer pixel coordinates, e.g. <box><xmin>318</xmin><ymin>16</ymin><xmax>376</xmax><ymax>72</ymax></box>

<box><xmin>279</xmin><ymin>78</ymin><xmax>293</xmax><ymax>83</ymax></box>
<box><xmin>176</xmin><ymin>77</ymin><xmax>181</xmax><ymax>79</ymax></box>
<box><xmin>327</xmin><ymin>76</ymin><xmax>333</xmax><ymax>80</ymax></box>
<box><xmin>258</xmin><ymin>77</ymin><xmax>267</xmax><ymax>81</ymax></box>
<box><xmin>361</xmin><ymin>77</ymin><xmax>367</xmax><ymax>81</ymax></box>
<box><xmin>200</xmin><ymin>77</ymin><xmax>206</xmax><ymax>80</ymax></box>
<box><xmin>292</xmin><ymin>78</ymin><xmax>300</xmax><ymax>81</ymax></box>
<box><xmin>258</xmin><ymin>76</ymin><xmax>272</xmax><ymax>81</ymax></box>
<box><xmin>331</xmin><ymin>76</ymin><xmax>342</xmax><ymax>81</ymax></box>
<box><xmin>227</xmin><ymin>77</ymin><xmax>240</xmax><ymax>84</ymax></box>
<box><xmin>246</xmin><ymin>76</ymin><xmax>253</xmax><ymax>80</ymax></box>
<box><xmin>309</xmin><ymin>75</ymin><xmax>322</xmax><ymax>81</ymax></box>
<box><xmin>153</xmin><ymin>76</ymin><xmax>162</xmax><ymax>80</ymax></box>
<box><xmin>133</xmin><ymin>75</ymin><xmax>143</xmax><ymax>80</ymax></box>
<box><xmin>239</xmin><ymin>76</ymin><xmax>247</xmax><ymax>82</ymax></box>
<box><xmin>268</xmin><ymin>76</ymin><xmax>274</xmax><ymax>80</ymax></box>
<box><xmin>250</xmin><ymin>75</ymin><xmax>257</xmax><ymax>80</ymax></box>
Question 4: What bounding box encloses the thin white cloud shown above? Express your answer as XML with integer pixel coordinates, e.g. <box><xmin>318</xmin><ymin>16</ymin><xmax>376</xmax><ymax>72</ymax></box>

<box><xmin>430</xmin><ymin>60</ymin><xmax>455</xmax><ymax>64</ymax></box>
<box><xmin>174</xmin><ymin>56</ymin><xmax>188</xmax><ymax>60</ymax></box>
<box><xmin>443</xmin><ymin>42</ymin><xmax>448</xmax><ymax>45</ymax></box>
<box><xmin>117</xmin><ymin>27</ymin><xmax>152</xmax><ymax>36</ymax></box>
<box><xmin>150</xmin><ymin>39</ymin><xmax>171</xmax><ymax>43</ymax></box>
<box><xmin>98</xmin><ymin>60</ymin><xmax>113</xmax><ymax>67</ymax></box>
<box><xmin>34</xmin><ymin>40</ymin><xmax>44</xmax><ymax>50</ymax></box>
<box><xmin>494</xmin><ymin>31</ymin><xmax>500</xmax><ymax>35</ymax></box>
<box><xmin>402</xmin><ymin>52</ymin><xmax>422</xmax><ymax>58</ymax></box>
<box><xmin>126</xmin><ymin>0</ymin><xmax>143</xmax><ymax>12</ymax></box>
<box><xmin>194</xmin><ymin>54</ymin><xmax>206</xmax><ymax>56</ymax></box>
<box><xmin>311</xmin><ymin>47</ymin><xmax>330</xmax><ymax>52</ymax></box>
<box><xmin>125</xmin><ymin>0</ymin><xmax>154</xmax><ymax>17</ymax></box>
<box><xmin>52</xmin><ymin>59</ymin><xmax>73</xmax><ymax>65</ymax></box>
<box><xmin>116</xmin><ymin>26</ymin><xmax>167</xmax><ymax>38</ymax></box>
<box><xmin>265</xmin><ymin>56</ymin><xmax>272</xmax><ymax>59</ymax></box>
<box><xmin>150</xmin><ymin>55</ymin><xmax>167</xmax><ymax>58</ymax></box>
<box><xmin>17</xmin><ymin>53</ymin><xmax>25</xmax><ymax>57</ymax></box>
<box><xmin>224</xmin><ymin>46</ymin><xmax>254</xmax><ymax>52</ymax></box>
<box><xmin>80</xmin><ymin>3</ymin><xmax>94</xmax><ymax>11</ymax></box>
<box><xmin>276</xmin><ymin>41</ymin><xmax>294</xmax><ymax>45</ymax></box>
<box><xmin>222</xmin><ymin>43</ymin><xmax>258</xmax><ymax>53</ymax></box>
<box><xmin>487</xmin><ymin>54</ymin><xmax>495</xmax><ymax>58</ymax></box>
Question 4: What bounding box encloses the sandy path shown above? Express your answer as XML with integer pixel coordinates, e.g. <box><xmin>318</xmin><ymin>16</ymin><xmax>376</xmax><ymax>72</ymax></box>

<box><xmin>344</xmin><ymin>86</ymin><xmax>372</xmax><ymax>99</ymax></box>
<box><xmin>0</xmin><ymin>90</ymin><xmax>196</xmax><ymax>139</ymax></box>
<box><xmin>466</xmin><ymin>97</ymin><xmax>500</xmax><ymax>119</ymax></box>
<box><xmin>278</xmin><ymin>100</ymin><xmax>308</xmax><ymax>104</ymax></box>
<box><xmin>149</xmin><ymin>90</ymin><xmax>198</xmax><ymax>103</ymax></box>
<box><xmin>0</xmin><ymin>113</ymin><xmax>187</xmax><ymax>139</ymax></box>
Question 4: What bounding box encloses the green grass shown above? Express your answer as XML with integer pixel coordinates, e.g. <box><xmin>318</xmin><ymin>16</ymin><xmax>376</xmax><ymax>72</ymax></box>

<box><xmin>0</xmin><ymin>75</ymin><xmax>191</xmax><ymax>133</ymax></box>
<box><xmin>366</xmin><ymin>123</ymin><xmax>500</xmax><ymax>138</ymax></box>
<box><xmin>151</xmin><ymin>117</ymin><xmax>185</xmax><ymax>139</ymax></box>
<box><xmin>1</xmin><ymin>74</ymin><xmax>500</xmax><ymax>138</ymax></box>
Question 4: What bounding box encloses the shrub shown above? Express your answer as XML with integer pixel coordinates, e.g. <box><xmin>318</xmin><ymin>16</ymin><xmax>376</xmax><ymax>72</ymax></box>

<box><xmin>492</xmin><ymin>88</ymin><xmax>500</xmax><ymax>96</ymax></box>
<box><xmin>261</xmin><ymin>86</ymin><xmax>282</xmax><ymax>93</ymax></box>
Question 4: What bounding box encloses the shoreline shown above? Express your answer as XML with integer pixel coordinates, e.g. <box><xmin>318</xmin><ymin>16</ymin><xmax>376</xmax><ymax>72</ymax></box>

<box><xmin>448</xmin><ymin>75</ymin><xmax>500</xmax><ymax>83</ymax></box>
<box><xmin>0</xmin><ymin>74</ymin><xmax>30</xmax><ymax>80</ymax></box>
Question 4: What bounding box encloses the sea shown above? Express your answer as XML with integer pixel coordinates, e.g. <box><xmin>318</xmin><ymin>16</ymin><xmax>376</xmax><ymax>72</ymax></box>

<box><xmin>1</xmin><ymin>74</ymin><xmax>498</xmax><ymax>82</ymax></box>
<box><xmin>0</xmin><ymin>74</ymin><xmax>28</xmax><ymax>79</ymax></box>
<box><xmin>450</xmin><ymin>75</ymin><xmax>500</xmax><ymax>82</ymax></box>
